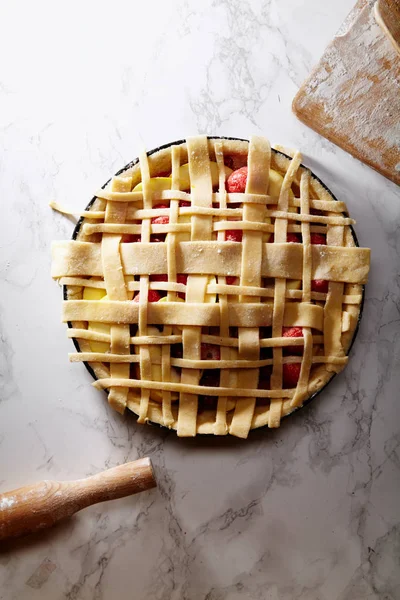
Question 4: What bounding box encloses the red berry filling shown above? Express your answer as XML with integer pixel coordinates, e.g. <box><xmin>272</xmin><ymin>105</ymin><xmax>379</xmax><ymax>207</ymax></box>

<box><xmin>226</xmin><ymin>229</ymin><xmax>243</xmax><ymax>242</ymax></box>
<box><xmin>286</xmin><ymin>232</ymin><xmax>301</xmax><ymax>243</ymax></box>
<box><xmin>201</xmin><ymin>343</ymin><xmax>221</xmax><ymax>361</ymax></box>
<box><xmin>311</xmin><ymin>279</ymin><xmax>329</xmax><ymax>293</ymax></box>
<box><xmin>150</xmin><ymin>274</ymin><xmax>168</xmax><ymax>282</ymax></box>
<box><xmin>226</xmin><ymin>276</ymin><xmax>238</xmax><ymax>285</ymax></box>
<box><xmin>226</xmin><ymin>166</ymin><xmax>248</xmax><ymax>193</ymax></box>
<box><xmin>149</xmin><ymin>274</ymin><xmax>188</xmax><ymax>298</ymax></box>
<box><xmin>121</xmin><ymin>234</ymin><xmax>141</xmax><ymax>243</ymax></box>
<box><xmin>310</xmin><ymin>233</ymin><xmax>326</xmax><ymax>245</ymax></box>
<box><xmin>176</xmin><ymin>274</ymin><xmax>188</xmax><ymax>299</ymax></box>
<box><xmin>151</xmin><ymin>203</ymin><xmax>169</xmax><ymax>225</ymax></box>
<box><xmin>258</xmin><ymin>366</ymin><xmax>272</xmax><ymax>390</ymax></box>
<box><xmin>270</xmin><ymin>232</ymin><xmax>302</xmax><ymax>243</ymax></box>
<box><xmin>133</xmin><ymin>290</ymin><xmax>161</xmax><ymax>303</ymax></box>
<box><xmin>282</xmin><ymin>362</ymin><xmax>301</xmax><ymax>388</ymax></box>
<box><xmin>282</xmin><ymin>326</ymin><xmax>303</xmax><ymax>355</ymax></box>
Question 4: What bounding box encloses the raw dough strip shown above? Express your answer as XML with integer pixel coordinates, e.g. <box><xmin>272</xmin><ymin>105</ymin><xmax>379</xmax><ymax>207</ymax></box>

<box><xmin>162</xmin><ymin>145</ymin><xmax>183</xmax><ymax>427</ymax></box>
<box><xmin>341</xmin><ymin>227</ymin><xmax>364</xmax><ymax>340</ymax></box>
<box><xmin>94</xmin><ymin>377</ymin><xmax>295</xmax><ymax>398</ymax></box>
<box><xmin>52</xmin><ymin>241</ymin><xmax>370</xmax><ymax>284</ymax></box>
<box><xmin>177</xmin><ymin>136</ymin><xmax>213</xmax><ymax>437</ymax></box>
<box><xmin>60</xmin><ymin>277</ymin><xmax>185</xmax><ymax>294</ymax></box>
<box><xmin>323</xmin><ymin>183</ymin><xmax>346</xmax><ymax>371</ymax></box>
<box><xmin>76</xmin><ymin>352</ymin><xmax>348</xmax><ymax>367</ymax></box>
<box><xmin>95</xmin><ymin>189</ymin><xmax>144</xmax><ymax>202</ymax></box>
<box><xmin>60</xmin><ymin>277</ymin><xmax>363</xmax><ymax>306</ymax></box>
<box><xmin>50</xmin><ymin>196</ymin><xmax>347</xmax><ymax>220</ymax></box>
<box><xmin>94</xmin><ymin>189</ymin><xmax>349</xmax><ymax>215</ymax></box>
<box><xmin>132</xmin><ymin>206</ymin><xmax>353</xmax><ymax>226</ymax></box>
<box><xmin>63</xmin><ymin>300</ymin><xmax>325</xmax><ymax>329</ymax></box>
<box><xmin>136</xmin><ymin>151</ymin><xmax>153</xmax><ymax>423</ymax></box>
<box><xmin>291</xmin><ymin>170</ymin><xmax>313</xmax><ymax>408</ymax></box>
<box><xmin>214</xmin><ymin>140</ymin><xmax>231</xmax><ymax>435</ymax></box>
<box><xmin>230</xmin><ymin>136</ymin><xmax>271</xmax><ymax>438</ymax></box>
<box><xmin>267</xmin><ymin>211</ymin><xmax>353</xmax><ymax>226</ymax></box>
<box><xmin>68</xmin><ymin>330</ymin><xmax>182</xmax><ymax>345</ymax></box>
<box><xmin>126</xmin><ymin>197</ymin><xmax>348</xmax><ymax>216</ymax></box>
<box><xmin>83</xmin><ymin>219</ymin><xmax>342</xmax><ymax>236</ymax></box>
<box><xmin>71</xmin><ymin>353</ymin><xmax>348</xmax><ymax>369</ymax></box>
<box><xmin>49</xmin><ymin>201</ymin><xmax>105</xmax><ymax>219</ymax></box>
<box><xmin>84</xmin><ymin>223</ymin><xmax>191</xmax><ymax>235</ymax></box>
<box><xmin>84</xmin><ymin>222</ymin><xmax>331</xmax><ymax>236</ymax></box>
<box><xmin>269</xmin><ymin>151</ymin><xmax>303</xmax><ymax>427</ymax></box>
<box><xmin>166</xmin><ymin>146</ymin><xmax>182</xmax><ymax>291</ymax></box>
<box><xmin>101</xmin><ymin>175</ymin><xmax>132</xmax><ymax>413</ymax></box>
<box><xmin>68</xmin><ymin>328</ymin><xmax>326</xmax><ymax>348</ymax></box>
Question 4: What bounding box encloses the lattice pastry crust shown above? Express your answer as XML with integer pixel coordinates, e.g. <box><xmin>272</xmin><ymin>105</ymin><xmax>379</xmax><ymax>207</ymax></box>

<box><xmin>51</xmin><ymin>136</ymin><xmax>370</xmax><ymax>438</ymax></box>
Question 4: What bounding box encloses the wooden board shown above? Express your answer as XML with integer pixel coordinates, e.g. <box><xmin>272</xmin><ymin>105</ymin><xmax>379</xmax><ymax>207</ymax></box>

<box><xmin>375</xmin><ymin>0</ymin><xmax>400</xmax><ymax>55</ymax></box>
<box><xmin>293</xmin><ymin>0</ymin><xmax>400</xmax><ymax>186</ymax></box>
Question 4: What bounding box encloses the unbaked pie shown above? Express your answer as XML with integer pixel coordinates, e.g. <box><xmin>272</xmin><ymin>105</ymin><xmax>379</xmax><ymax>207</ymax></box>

<box><xmin>51</xmin><ymin>135</ymin><xmax>370</xmax><ymax>437</ymax></box>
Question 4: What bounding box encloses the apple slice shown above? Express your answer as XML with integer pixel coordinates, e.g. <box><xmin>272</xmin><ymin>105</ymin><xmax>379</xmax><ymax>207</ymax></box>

<box><xmin>268</xmin><ymin>169</ymin><xmax>294</xmax><ymax>201</ymax></box>
<box><xmin>285</xmin><ymin>278</ymin><xmax>302</xmax><ymax>302</ymax></box>
<box><xmin>83</xmin><ymin>284</ymin><xmax>107</xmax><ymax>302</ymax></box>
<box><xmin>286</xmin><ymin>279</ymin><xmax>301</xmax><ymax>290</ymax></box>
<box><xmin>83</xmin><ymin>275</ymin><xmax>135</xmax><ymax>352</ymax></box>
<box><xmin>83</xmin><ymin>284</ymin><xmax>109</xmax><ymax>353</ymax></box>
<box><xmin>133</xmin><ymin>177</ymin><xmax>172</xmax><ymax>192</ymax></box>
<box><xmin>158</xmin><ymin>296</ymin><xmax>185</xmax><ymax>303</ymax></box>
<box><xmin>87</xmin><ymin>318</ymin><xmax>110</xmax><ymax>353</ymax></box>
<box><xmin>178</xmin><ymin>162</ymin><xmax>232</xmax><ymax>191</ymax></box>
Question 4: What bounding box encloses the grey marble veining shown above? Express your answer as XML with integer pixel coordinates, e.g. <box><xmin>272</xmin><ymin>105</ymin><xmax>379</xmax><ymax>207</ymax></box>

<box><xmin>1</xmin><ymin>0</ymin><xmax>399</xmax><ymax>598</ymax></box>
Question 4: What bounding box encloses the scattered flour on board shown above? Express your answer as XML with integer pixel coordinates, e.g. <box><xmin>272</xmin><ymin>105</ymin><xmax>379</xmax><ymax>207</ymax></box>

<box><xmin>0</xmin><ymin>496</ymin><xmax>16</xmax><ymax>509</ymax></box>
<box><xmin>296</xmin><ymin>2</ymin><xmax>400</xmax><ymax>172</ymax></box>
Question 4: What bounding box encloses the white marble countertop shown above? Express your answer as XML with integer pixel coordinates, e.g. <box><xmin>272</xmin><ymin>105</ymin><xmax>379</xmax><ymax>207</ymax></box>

<box><xmin>1</xmin><ymin>0</ymin><xmax>399</xmax><ymax>598</ymax></box>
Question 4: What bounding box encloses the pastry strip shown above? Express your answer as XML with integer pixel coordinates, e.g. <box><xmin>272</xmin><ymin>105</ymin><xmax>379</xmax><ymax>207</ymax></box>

<box><xmin>269</xmin><ymin>152</ymin><xmax>302</xmax><ymax>427</ymax></box>
<box><xmin>214</xmin><ymin>140</ymin><xmax>231</xmax><ymax>435</ymax></box>
<box><xmin>136</xmin><ymin>151</ymin><xmax>153</xmax><ymax>423</ymax></box>
<box><xmin>291</xmin><ymin>170</ymin><xmax>313</xmax><ymax>408</ymax></box>
<box><xmin>177</xmin><ymin>136</ymin><xmax>213</xmax><ymax>437</ymax></box>
<box><xmin>52</xmin><ymin>241</ymin><xmax>370</xmax><ymax>283</ymax></box>
<box><xmin>161</xmin><ymin>145</ymin><xmax>182</xmax><ymax>427</ymax></box>
<box><xmin>230</xmin><ymin>136</ymin><xmax>270</xmax><ymax>438</ymax></box>
<box><xmin>101</xmin><ymin>176</ymin><xmax>132</xmax><ymax>412</ymax></box>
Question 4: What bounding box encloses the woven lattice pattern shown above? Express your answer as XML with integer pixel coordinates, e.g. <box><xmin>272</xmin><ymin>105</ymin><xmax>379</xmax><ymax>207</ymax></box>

<box><xmin>51</xmin><ymin>136</ymin><xmax>370</xmax><ymax>437</ymax></box>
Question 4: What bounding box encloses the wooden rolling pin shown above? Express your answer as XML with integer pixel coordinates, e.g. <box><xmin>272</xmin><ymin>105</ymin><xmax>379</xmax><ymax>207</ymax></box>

<box><xmin>0</xmin><ymin>457</ymin><xmax>156</xmax><ymax>542</ymax></box>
